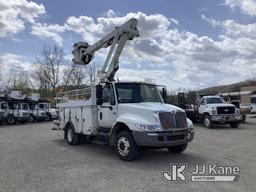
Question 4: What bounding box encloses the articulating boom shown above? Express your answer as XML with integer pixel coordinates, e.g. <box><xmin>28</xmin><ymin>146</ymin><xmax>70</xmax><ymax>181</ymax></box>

<box><xmin>72</xmin><ymin>18</ymin><xmax>139</xmax><ymax>82</ymax></box>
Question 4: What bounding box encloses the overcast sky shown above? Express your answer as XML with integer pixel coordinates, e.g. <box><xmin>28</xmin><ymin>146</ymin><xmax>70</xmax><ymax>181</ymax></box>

<box><xmin>0</xmin><ymin>0</ymin><xmax>256</xmax><ymax>91</ymax></box>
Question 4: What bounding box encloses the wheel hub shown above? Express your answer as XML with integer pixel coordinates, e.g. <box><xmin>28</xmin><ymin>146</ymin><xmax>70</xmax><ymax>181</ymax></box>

<box><xmin>67</xmin><ymin>129</ymin><xmax>73</xmax><ymax>142</ymax></box>
<box><xmin>117</xmin><ymin>137</ymin><xmax>130</xmax><ymax>157</ymax></box>
<box><xmin>205</xmin><ymin>118</ymin><xmax>210</xmax><ymax>127</ymax></box>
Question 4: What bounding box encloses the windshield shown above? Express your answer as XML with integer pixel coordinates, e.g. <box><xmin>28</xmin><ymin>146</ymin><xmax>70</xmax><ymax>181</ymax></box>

<box><xmin>18</xmin><ymin>103</ymin><xmax>29</xmax><ymax>110</ymax></box>
<box><xmin>115</xmin><ymin>83</ymin><xmax>163</xmax><ymax>103</ymax></box>
<box><xmin>206</xmin><ymin>97</ymin><xmax>224</xmax><ymax>104</ymax></box>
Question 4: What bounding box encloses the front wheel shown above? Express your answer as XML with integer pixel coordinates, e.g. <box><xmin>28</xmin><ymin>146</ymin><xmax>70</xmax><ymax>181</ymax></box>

<box><xmin>45</xmin><ymin>113</ymin><xmax>51</xmax><ymax>121</ymax></box>
<box><xmin>167</xmin><ymin>144</ymin><xmax>187</xmax><ymax>153</ymax></box>
<box><xmin>115</xmin><ymin>131</ymin><xmax>139</xmax><ymax>161</ymax></box>
<box><xmin>230</xmin><ymin>122</ymin><xmax>239</xmax><ymax>128</ymax></box>
<box><xmin>7</xmin><ymin>115</ymin><xmax>15</xmax><ymax>125</ymax></box>
<box><xmin>203</xmin><ymin>115</ymin><xmax>212</xmax><ymax>128</ymax></box>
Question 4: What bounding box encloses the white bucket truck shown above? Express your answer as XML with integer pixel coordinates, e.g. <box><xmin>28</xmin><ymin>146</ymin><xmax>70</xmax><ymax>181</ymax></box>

<box><xmin>56</xmin><ymin>18</ymin><xmax>194</xmax><ymax>161</ymax></box>
<box><xmin>0</xmin><ymin>91</ymin><xmax>30</xmax><ymax>124</ymax></box>
<box><xmin>29</xmin><ymin>93</ymin><xmax>58</xmax><ymax>121</ymax></box>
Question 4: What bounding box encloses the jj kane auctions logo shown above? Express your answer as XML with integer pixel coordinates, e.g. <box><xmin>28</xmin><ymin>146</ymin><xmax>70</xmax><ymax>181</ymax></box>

<box><xmin>162</xmin><ymin>163</ymin><xmax>240</xmax><ymax>182</ymax></box>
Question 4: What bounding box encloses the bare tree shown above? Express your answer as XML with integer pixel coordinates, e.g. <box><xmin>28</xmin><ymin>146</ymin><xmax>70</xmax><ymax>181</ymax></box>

<box><xmin>86</xmin><ymin>62</ymin><xmax>101</xmax><ymax>83</ymax></box>
<box><xmin>63</xmin><ymin>64</ymin><xmax>86</xmax><ymax>90</ymax></box>
<box><xmin>6</xmin><ymin>72</ymin><xmax>32</xmax><ymax>94</ymax></box>
<box><xmin>35</xmin><ymin>44</ymin><xmax>66</xmax><ymax>97</ymax></box>
<box><xmin>69</xmin><ymin>66</ymin><xmax>86</xmax><ymax>88</ymax></box>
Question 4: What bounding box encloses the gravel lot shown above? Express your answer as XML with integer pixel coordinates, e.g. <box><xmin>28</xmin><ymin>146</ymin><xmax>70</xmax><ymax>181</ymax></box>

<box><xmin>0</xmin><ymin>117</ymin><xmax>255</xmax><ymax>192</ymax></box>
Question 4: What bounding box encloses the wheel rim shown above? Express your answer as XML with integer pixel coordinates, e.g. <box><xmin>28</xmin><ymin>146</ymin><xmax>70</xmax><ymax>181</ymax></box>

<box><xmin>8</xmin><ymin>117</ymin><xmax>14</xmax><ymax>124</ymax></box>
<box><xmin>67</xmin><ymin>128</ymin><xmax>73</xmax><ymax>142</ymax></box>
<box><xmin>204</xmin><ymin>118</ymin><xmax>210</xmax><ymax>127</ymax></box>
<box><xmin>117</xmin><ymin>136</ymin><xmax>130</xmax><ymax>157</ymax></box>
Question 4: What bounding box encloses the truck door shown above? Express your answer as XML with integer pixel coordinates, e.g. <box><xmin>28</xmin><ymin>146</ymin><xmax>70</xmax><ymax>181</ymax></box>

<box><xmin>98</xmin><ymin>84</ymin><xmax>117</xmax><ymax>128</ymax></box>
<box><xmin>198</xmin><ymin>98</ymin><xmax>206</xmax><ymax>114</ymax></box>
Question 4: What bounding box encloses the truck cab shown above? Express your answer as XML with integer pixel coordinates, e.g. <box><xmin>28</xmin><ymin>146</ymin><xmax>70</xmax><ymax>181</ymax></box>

<box><xmin>198</xmin><ymin>96</ymin><xmax>241</xmax><ymax>128</ymax></box>
<box><xmin>18</xmin><ymin>102</ymin><xmax>47</xmax><ymax>122</ymax></box>
<box><xmin>57</xmin><ymin>82</ymin><xmax>194</xmax><ymax>161</ymax></box>
<box><xmin>0</xmin><ymin>100</ymin><xmax>30</xmax><ymax>125</ymax></box>
<box><xmin>37</xmin><ymin>102</ymin><xmax>58</xmax><ymax>121</ymax></box>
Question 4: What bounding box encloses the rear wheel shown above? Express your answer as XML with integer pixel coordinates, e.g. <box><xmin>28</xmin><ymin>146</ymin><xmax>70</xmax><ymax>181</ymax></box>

<box><xmin>66</xmin><ymin>124</ymin><xmax>80</xmax><ymax>145</ymax></box>
<box><xmin>230</xmin><ymin>122</ymin><xmax>239</xmax><ymax>128</ymax></box>
<box><xmin>203</xmin><ymin>115</ymin><xmax>212</xmax><ymax>128</ymax></box>
<box><xmin>7</xmin><ymin>115</ymin><xmax>15</xmax><ymax>125</ymax></box>
<box><xmin>115</xmin><ymin>131</ymin><xmax>139</xmax><ymax>161</ymax></box>
<box><xmin>167</xmin><ymin>143</ymin><xmax>187</xmax><ymax>153</ymax></box>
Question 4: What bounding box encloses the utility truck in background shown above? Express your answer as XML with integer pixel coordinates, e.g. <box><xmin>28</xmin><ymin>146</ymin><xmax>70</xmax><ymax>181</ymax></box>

<box><xmin>0</xmin><ymin>91</ymin><xmax>30</xmax><ymax>125</ymax></box>
<box><xmin>197</xmin><ymin>95</ymin><xmax>242</xmax><ymax>128</ymax></box>
<box><xmin>29</xmin><ymin>93</ymin><xmax>59</xmax><ymax>121</ymax></box>
<box><xmin>55</xmin><ymin>18</ymin><xmax>194</xmax><ymax>161</ymax></box>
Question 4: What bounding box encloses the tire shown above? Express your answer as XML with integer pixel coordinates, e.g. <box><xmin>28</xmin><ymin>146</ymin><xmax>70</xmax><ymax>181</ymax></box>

<box><xmin>7</xmin><ymin>115</ymin><xmax>15</xmax><ymax>125</ymax></box>
<box><xmin>45</xmin><ymin>113</ymin><xmax>51</xmax><ymax>121</ymax></box>
<box><xmin>28</xmin><ymin>115</ymin><xmax>35</xmax><ymax>122</ymax></box>
<box><xmin>167</xmin><ymin>143</ymin><xmax>188</xmax><ymax>153</ymax></box>
<box><xmin>66</xmin><ymin>124</ymin><xmax>80</xmax><ymax>145</ymax></box>
<box><xmin>115</xmin><ymin>131</ymin><xmax>139</xmax><ymax>161</ymax></box>
<box><xmin>241</xmin><ymin>114</ymin><xmax>246</xmax><ymax>123</ymax></box>
<box><xmin>203</xmin><ymin>114</ymin><xmax>212</xmax><ymax>128</ymax></box>
<box><xmin>230</xmin><ymin>122</ymin><xmax>239</xmax><ymax>128</ymax></box>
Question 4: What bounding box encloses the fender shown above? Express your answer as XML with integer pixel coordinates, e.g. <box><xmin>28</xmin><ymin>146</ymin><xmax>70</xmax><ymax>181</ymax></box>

<box><xmin>109</xmin><ymin>113</ymin><xmax>150</xmax><ymax>146</ymax></box>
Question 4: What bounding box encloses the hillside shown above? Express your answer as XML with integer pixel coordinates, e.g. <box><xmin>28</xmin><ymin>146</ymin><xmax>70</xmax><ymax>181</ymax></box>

<box><xmin>199</xmin><ymin>78</ymin><xmax>256</xmax><ymax>94</ymax></box>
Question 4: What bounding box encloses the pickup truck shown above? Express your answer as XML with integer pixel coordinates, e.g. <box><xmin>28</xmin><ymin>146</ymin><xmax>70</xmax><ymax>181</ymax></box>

<box><xmin>198</xmin><ymin>96</ymin><xmax>242</xmax><ymax>128</ymax></box>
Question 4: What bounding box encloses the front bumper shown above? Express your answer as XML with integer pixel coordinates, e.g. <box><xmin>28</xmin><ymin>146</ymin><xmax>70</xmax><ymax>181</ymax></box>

<box><xmin>211</xmin><ymin>114</ymin><xmax>242</xmax><ymax>122</ymax></box>
<box><xmin>51</xmin><ymin>114</ymin><xmax>58</xmax><ymax>120</ymax></box>
<box><xmin>37</xmin><ymin>116</ymin><xmax>47</xmax><ymax>120</ymax></box>
<box><xmin>132</xmin><ymin>129</ymin><xmax>194</xmax><ymax>147</ymax></box>
<box><xmin>16</xmin><ymin>116</ymin><xmax>29</xmax><ymax>122</ymax></box>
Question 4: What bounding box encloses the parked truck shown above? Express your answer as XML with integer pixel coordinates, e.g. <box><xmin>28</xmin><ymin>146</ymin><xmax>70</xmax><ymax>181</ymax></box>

<box><xmin>197</xmin><ymin>95</ymin><xmax>241</xmax><ymax>128</ymax></box>
<box><xmin>0</xmin><ymin>98</ymin><xmax>30</xmax><ymax>125</ymax></box>
<box><xmin>177</xmin><ymin>92</ymin><xmax>242</xmax><ymax>128</ymax></box>
<box><xmin>55</xmin><ymin>18</ymin><xmax>194</xmax><ymax>161</ymax></box>
<box><xmin>29</xmin><ymin>93</ymin><xmax>59</xmax><ymax>121</ymax></box>
<box><xmin>17</xmin><ymin>101</ymin><xmax>47</xmax><ymax>122</ymax></box>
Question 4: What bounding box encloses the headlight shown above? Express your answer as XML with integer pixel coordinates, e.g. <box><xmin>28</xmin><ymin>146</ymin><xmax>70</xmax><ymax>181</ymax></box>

<box><xmin>135</xmin><ymin>124</ymin><xmax>161</xmax><ymax>131</ymax></box>
<box><xmin>187</xmin><ymin>118</ymin><xmax>193</xmax><ymax>129</ymax></box>
<box><xmin>211</xmin><ymin>107</ymin><xmax>217</xmax><ymax>115</ymax></box>
<box><xmin>236</xmin><ymin>108</ymin><xmax>240</xmax><ymax>114</ymax></box>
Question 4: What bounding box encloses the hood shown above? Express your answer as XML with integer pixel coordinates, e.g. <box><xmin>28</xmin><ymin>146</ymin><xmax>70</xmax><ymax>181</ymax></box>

<box><xmin>119</xmin><ymin>102</ymin><xmax>184</xmax><ymax>112</ymax></box>
<box><xmin>118</xmin><ymin>102</ymin><xmax>185</xmax><ymax>125</ymax></box>
<box><xmin>207</xmin><ymin>103</ymin><xmax>235</xmax><ymax>108</ymax></box>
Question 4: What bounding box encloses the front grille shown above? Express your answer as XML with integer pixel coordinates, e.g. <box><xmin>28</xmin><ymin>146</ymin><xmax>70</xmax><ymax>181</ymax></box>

<box><xmin>167</xmin><ymin>135</ymin><xmax>185</xmax><ymax>141</ymax></box>
<box><xmin>217</xmin><ymin>106</ymin><xmax>235</xmax><ymax>114</ymax></box>
<box><xmin>175</xmin><ymin>112</ymin><xmax>188</xmax><ymax>128</ymax></box>
<box><xmin>159</xmin><ymin>112</ymin><xmax>176</xmax><ymax>129</ymax></box>
<box><xmin>159</xmin><ymin>111</ymin><xmax>187</xmax><ymax>129</ymax></box>
<box><xmin>0</xmin><ymin>111</ymin><xmax>4</xmax><ymax>117</ymax></box>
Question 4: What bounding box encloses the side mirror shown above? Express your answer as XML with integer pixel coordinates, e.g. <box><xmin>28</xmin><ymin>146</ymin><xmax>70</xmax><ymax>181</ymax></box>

<box><xmin>96</xmin><ymin>84</ymin><xmax>103</xmax><ymax>105</ymax></box>
<box><xmin>110</xmin><ymin>96</ymin><xmax>116</xmax><ymax>105</ymax></box>
<box><xmin>162</xmin><ymin>87</ymin><xmax>167</xmax><ymax>103</ymax></box>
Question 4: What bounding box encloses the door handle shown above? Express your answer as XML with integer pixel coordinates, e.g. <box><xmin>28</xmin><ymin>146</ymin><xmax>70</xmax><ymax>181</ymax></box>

<box><xmin>100</xmin><ymin>106</ymin><xmax>113</xmax><ymax>110</ymax></box>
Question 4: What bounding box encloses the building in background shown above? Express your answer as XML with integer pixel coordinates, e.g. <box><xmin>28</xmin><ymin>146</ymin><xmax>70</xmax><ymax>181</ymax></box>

<box><xmin>241</xmin><ymin>86</ymin><xmax>256</xmax><ymax>104</ymax></box>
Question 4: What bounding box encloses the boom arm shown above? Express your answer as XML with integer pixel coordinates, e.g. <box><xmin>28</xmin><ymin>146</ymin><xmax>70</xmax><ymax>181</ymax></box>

<box><xmin>72</xmin><ymin>18</ymin><xmax>139</xmax><ymax>82</ymax></box>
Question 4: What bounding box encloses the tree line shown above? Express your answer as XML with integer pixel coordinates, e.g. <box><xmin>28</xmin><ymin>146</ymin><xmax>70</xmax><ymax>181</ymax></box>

<box><xmin>0</xmin><ymin>44</ymin><xmax>100</xmax><ymax>99</ymax></box>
